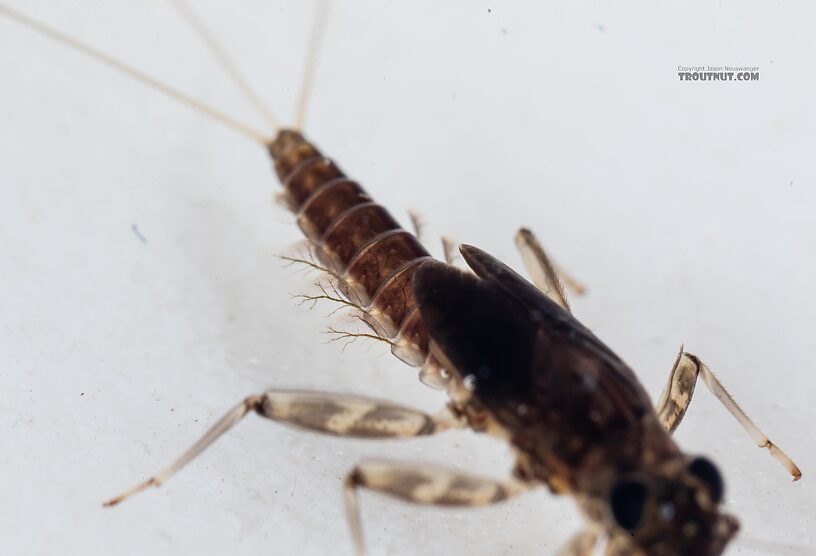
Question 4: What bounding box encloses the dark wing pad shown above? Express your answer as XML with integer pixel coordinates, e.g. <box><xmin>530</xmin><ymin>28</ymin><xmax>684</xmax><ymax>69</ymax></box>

<box><xmin>413</xmin><ymin>259</ymin><xmax>539</xmax><ymax>399</ymax></box>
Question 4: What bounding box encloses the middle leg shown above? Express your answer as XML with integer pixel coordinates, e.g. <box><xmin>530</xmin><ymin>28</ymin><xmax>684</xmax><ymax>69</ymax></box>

<box><xmin>343</xmin><ymin>459</ymin><xmax>528</xmax><ymax>556</ymax></box>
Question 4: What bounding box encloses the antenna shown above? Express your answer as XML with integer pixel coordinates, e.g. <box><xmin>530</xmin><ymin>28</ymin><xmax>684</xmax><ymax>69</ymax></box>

<box><xmin>294</xmin><ymin>0</ymin><xmax>330</xmax><ymax>130</ymax></box>
<box><xmin>0</xmin><ymin>3</ymin><xmax>271</xmax><ymax>144</ymax></box>
<box><xmin>168</xmin><ymin>0</ymin><xmax>279</xmax><ymax>133</ymax></box>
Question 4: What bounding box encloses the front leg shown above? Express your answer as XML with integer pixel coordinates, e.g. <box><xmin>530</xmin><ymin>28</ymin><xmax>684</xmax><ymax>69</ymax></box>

<box><xmin>343</xmin><ymin>460</ymin><xmax>527</xmax><ymax>556</ymax></box>
<box><xmin>555</xmin><ymin>528</ymin><xmax>599</xmax><ymax>556</ymax></box>
<box><xmin>655</xmin><ymin>348</ymin><xmax>801</xmax><ymax>480</ymax></box>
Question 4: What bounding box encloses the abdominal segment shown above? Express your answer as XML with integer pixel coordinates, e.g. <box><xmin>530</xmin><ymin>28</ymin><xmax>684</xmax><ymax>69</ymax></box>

<box><xmin>268</xmin><ymin>130</ymin><xmax>433</xmax><ymax>368</ymax></box>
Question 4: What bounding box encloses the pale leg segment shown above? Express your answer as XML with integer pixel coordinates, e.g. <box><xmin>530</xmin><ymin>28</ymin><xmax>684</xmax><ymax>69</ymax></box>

<box><xmin>555</xmin><ymin>528</ymin><xmax>600</xmax><ymax>556</ymax></box>
<box><xmin>343</xmin><ymin>460</ymin><xmax>527</xmax><ymax>556</ymax></box>
<box><xmin>103</xmin><ymin>390</ymin><xmax>462</xmax><ymax>507</ymax></box>
<box><xmin>514</xmin><ymin>227</ymin><xmax>586</xmax><ymax>313</ymax></box>
<box><xmin>655</xmin><ymin>349</ymin><xmax>801</xmax><ymax>480</ymax></box>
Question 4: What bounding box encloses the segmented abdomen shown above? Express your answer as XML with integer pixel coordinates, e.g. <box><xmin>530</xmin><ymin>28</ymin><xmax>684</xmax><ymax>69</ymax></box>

<box><xmin>268</xmin><ymin>130</ymin><xmax>431</xmax><ymax>367</ymax></box>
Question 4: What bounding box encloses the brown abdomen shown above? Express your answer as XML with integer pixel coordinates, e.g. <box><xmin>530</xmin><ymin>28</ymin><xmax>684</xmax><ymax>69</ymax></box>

<box><xmin>268</xmin><ymin>129</ymin><xmax>430</xmax><ymax>367</ymax></box>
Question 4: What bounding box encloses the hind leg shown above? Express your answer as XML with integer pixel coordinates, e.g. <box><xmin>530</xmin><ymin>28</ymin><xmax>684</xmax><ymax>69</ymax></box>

<box><xmin>104</xmin><ymin>390</ymin><xmax>463</xmax><ymax>506</ymax></box>
<box><xmin>514</xmin><ymin>227</ymin><xmax>586</xmax><ymax>313</ymax></box>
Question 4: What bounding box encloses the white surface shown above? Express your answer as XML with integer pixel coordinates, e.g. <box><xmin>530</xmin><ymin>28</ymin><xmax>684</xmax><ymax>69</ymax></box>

<box><xmin>0</xmin><ymin>2</ymin><xmax>814</xmax><ymax>555</ymax></box>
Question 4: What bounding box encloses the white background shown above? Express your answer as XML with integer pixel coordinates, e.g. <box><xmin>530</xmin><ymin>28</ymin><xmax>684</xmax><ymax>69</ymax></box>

<box><xmin>1</xmin><ymin>1</ymin><xmax>814</xmax><ymax>555</ymax></box>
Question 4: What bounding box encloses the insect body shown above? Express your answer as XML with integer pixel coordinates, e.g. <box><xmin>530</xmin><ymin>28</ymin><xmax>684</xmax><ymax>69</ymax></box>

<box><xmin>268</xmin><ymin>129</ymin><xmax>435</xmax><ymax>370</ymax></box>
<box><xmin>1</xmin><ymin>3</ymin><xmax>803</xmax><ymax>555</ymax></box>
<box><xmin>101</xmin><ymin>128</ymin><xmax>798</xmax><ymax>555</ymax></box>
<box><xmin>263</xmin><ymin>130</ymin><xmax>797</xmax><ymax>555</ymax></box>
<box><xmin>414</xmin><ymin>247</ymin><xmax>736</xmax><ymax>555</ymax></box>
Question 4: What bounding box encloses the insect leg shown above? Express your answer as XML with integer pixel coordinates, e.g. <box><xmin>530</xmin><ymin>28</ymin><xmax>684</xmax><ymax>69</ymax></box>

<box><xmin>655</xmin><ymin>347</ymin><xmax>697</xmax><ymax>435</ymax></box>
<box><xmin>103</xmin><ymin>391</ymin><xmax>463</xmax><ymax>507</ymax></box>
<box><xmin>655</xmin><ymin>348</ymin><xmax>801</xmax><ymax>480</ymax></box>
<box><xmin>554</xmin><ymin>528</ymin><xmax>599</xmax><ymax>556</ymax></box>
<box><xmin>408</xmin><ymin>210</ymin><xmax>425</xmax><ymax>243</ymax></box>
<box><xmin>514</xmin><ymin>228</ymin><xmax>585</xmax><ymax>313</ymax></box>
<box><xmin>343</xmin><ymin>460</ymin><xmax>527</xmax><ymax>556</ymax></box>
<box><xmin>407</xmin><ymin>211</ymin><xmax>461</xmax><ymax>266</ymax></box>
<box><xmin>441</xmin><ymin>236</ymin><xmax>458</xmax><ymax>265</ymax></box>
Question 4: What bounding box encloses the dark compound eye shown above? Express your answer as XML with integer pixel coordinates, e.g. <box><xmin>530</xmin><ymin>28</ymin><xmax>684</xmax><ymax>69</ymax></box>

<box><xmin>688</xmin><ymin>456</ymin><xmax>724</xmax><ymax>503</ymax></box>
<box><xmin>610</xmin><ymin>477</ymin><xmax>649</xmax><ymax>532</ymax></box>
